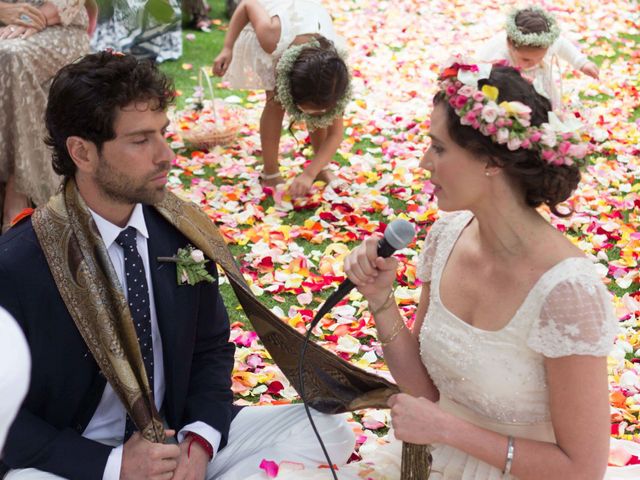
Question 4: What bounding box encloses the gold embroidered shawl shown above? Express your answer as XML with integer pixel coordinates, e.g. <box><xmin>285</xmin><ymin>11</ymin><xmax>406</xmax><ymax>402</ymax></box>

<box><xmin>32</xmin><ymin>182</ymin><xmax>432</xmax><ymax>477</ymax></box>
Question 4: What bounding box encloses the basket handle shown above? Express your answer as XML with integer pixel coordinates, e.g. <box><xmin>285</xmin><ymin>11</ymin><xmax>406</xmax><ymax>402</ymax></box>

<box><xmin>198</xmin><ymin>67</ymin><xmax>218</xmax><ymax>123</ymax></box>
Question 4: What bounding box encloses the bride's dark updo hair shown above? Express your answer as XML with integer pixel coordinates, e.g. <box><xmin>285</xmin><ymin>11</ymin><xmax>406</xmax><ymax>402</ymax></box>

<box><xmin>433</xmin><ymin>66</ymin><xmax>581</xmax><ymax>216</ymax></box>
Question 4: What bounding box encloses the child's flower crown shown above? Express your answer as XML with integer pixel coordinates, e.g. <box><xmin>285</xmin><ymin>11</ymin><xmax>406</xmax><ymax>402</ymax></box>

<box><xmin>275</xmin><ymin>40</ymin><xmax>352</xmax><ymax>131</ymax></box>
<box><xmin>438</xmin><ymin>61</ymin><xmax>589</xmax><ymax>167</ymax></box>
<box><xmin>505</xmin><ymin>6</ymin><xmax>560</xmax><ymax>49</ymax></box>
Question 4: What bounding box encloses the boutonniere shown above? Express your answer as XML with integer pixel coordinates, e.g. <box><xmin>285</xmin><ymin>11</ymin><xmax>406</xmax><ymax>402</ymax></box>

<box><xmin>158</xmin><ymin>246</ymin><xmax>214</xmax><ymax>286</ymax></box>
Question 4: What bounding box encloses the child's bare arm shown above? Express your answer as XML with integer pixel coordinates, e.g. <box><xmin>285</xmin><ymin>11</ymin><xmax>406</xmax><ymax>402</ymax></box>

<box><xmin>214</xmin><ymin>0</ymin><xmax>281</xmax><ymax>76</ymax></box>
<box><xmin>226</xmin><ymin>0</ymin><xmax>280</xmax><ymax>53</ymax></box>
<box><xmin>308</xmin><ymin>116</ymin><xmax>344</xmax><ymax>176</ymax></box>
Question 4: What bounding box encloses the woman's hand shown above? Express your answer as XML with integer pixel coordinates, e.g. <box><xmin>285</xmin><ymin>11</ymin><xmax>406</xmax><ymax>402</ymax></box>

<box><xmin>0</xmin><ymin>24</ymin><xmax>38</xmax><ymax>39</ymax></box>
<box><xmin>388</xmin><ymin>393</ymin><xmax>451</xmax><ymax>445</ymax></box>
<box><xmin>0</xmin><ymin>2</ymin><xmax>46</xmax><ymax>30</ymax></box>
<box><xmin>344</xmin><ymin>234</ymin><xmax>399</xmax><ymax>303</ymax></box>
<box><xmin>213</xmin><ymin>47</ymin><xmax>233</xmax><ymax>77</ymax></box>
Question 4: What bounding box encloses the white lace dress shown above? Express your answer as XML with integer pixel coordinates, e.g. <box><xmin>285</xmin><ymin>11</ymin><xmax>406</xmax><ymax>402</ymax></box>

<box><xmin>0</xmin><ymin>0</ymin><xmax>89</xmax><ymax>205</ymax></box>
<box><xmin>416</xmin><ymin>210</ymin><xmax>618</xmax><ymax>479</ymax></box>
<box><xmin>265</xmin><ymin>210</ymin><xmax>627</xmax><ymax>480</ymax></box>
<box><xmin>223</xmin><ymin>0</ymin><xmax>339</xmax><ymax>90</ymax></box>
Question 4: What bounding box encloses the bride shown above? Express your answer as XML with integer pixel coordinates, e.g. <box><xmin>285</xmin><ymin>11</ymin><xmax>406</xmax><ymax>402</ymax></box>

<box><xmin>259</xmin><ymin>61</ymin><xmax>633</xmax><ymax>479</ymax></box>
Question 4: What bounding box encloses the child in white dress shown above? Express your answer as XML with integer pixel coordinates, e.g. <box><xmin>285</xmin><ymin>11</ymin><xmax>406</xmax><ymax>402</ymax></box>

<box><xmin>477</xmin><ymin>6</ymin><xmax>599</xmax><ymax>108</ymax></box>
<box><xmin>213</xmin><ymin>0</ymin><xmax>351</xmax><ymax>198</ymax></box>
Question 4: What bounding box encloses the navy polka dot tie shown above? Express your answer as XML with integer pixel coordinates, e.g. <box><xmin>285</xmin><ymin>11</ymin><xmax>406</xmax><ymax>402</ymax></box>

<box><xmin>115</xmin><ymin>226</ymin><xmax>154</xmax><ymax>441</ymax></box>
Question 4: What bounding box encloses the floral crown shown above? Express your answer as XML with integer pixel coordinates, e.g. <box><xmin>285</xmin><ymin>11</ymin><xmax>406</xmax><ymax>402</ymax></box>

<box><xmin>505</xmin><ymin>6</ymin><xmax>560</xmax><ymax>49</ymax></box>
<box><xmin>438</xmin><ymin>60</ymin><xmax>589</xmax><ymax>167</ymax></box>
<box><xmin>275</xmin><ymin>40</ymin><xmax>352</xmax><ymax>131</ymax></box>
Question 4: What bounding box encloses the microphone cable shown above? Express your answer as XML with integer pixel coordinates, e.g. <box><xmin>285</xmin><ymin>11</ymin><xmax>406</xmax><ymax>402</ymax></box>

<box><xmin>295</xmin><ymin>219</ymin><xmax>415</xmax><ymax>479</ymax></box>
<box><xmin>298</xmin><ymin>304</ymin><xmax>340</xmax><ymax>480</ymax></box>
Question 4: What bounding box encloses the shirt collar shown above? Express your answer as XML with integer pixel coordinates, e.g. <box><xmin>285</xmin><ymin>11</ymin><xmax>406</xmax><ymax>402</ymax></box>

<box><xmin>89</xmin><ymin>204</ymin><xmax>149</xmax><ymax>249</ymax></box>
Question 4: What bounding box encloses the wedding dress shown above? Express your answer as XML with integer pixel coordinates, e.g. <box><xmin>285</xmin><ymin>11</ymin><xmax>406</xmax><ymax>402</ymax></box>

<box><xmin>259</xmin><ymin>210</ymin><xmax>630</xmax><ymax>480</ymax></box>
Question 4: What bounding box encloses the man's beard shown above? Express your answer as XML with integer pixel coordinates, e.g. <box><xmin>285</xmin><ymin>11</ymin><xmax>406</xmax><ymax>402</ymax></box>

<box><xmin>95</xmin><ymin>155</ymin><xmax>169</xmax><ymax>206</ymax></box>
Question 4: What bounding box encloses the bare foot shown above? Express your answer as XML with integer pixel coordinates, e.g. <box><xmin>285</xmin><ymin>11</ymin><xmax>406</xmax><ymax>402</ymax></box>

<box><xmin>317</xmin><ymin>168</ymin><xmax>347</xmax><ymax>190</ymax></box>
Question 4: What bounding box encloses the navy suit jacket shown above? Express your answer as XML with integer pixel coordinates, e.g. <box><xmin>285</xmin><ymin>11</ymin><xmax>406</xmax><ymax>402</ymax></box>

<box><xmin>0</xmin><ymin>206</ymin><xmax>238</xmax><ymax>479</ymax></box>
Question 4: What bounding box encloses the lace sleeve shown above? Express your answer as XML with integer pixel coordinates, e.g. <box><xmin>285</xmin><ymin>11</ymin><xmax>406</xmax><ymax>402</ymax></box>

<box><xmin>48</xmin><ymin>0</ymin><xmax>85</xmax><ymax>26</ymax></box>
<box><xmin>415</xmin><ymin>212</ymin><xmax>467</xmax><ymax>282</ymax></box>
<box><xmin>527</xmin><ymin>272</ymin><xmax>618</xmax><ymax>358</ymax></box>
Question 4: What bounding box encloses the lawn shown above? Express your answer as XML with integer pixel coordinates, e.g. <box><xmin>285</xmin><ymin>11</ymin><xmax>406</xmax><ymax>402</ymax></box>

<box><xmin>159</xmin><ymin>0</ymin><xmax>640</xmax><ymax>460</ymax></box>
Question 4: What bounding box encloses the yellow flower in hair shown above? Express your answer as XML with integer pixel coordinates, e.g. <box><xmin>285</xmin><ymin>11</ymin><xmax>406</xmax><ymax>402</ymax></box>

<box><xmin>499</xmin><ymin>101</ymin><xmax>532</xmax><ymax>118</ymax></box>
<box><xmin>481</xmin><ymin>85</ymin><xmax>499</xmax><ymax>102</ymax></box>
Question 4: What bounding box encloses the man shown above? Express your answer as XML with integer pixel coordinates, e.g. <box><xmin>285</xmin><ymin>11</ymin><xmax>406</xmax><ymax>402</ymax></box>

<box><xmin>0</xmin><ymin>52</ymin><xmax>354</xmax><ymax>479</ymax></box>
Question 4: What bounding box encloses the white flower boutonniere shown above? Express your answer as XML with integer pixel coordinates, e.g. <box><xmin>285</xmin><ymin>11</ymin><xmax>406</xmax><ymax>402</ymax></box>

<box><xmin>158</xmin><ymin>246</ymin><xmax>214</xmax><ymax>286</ymax></box>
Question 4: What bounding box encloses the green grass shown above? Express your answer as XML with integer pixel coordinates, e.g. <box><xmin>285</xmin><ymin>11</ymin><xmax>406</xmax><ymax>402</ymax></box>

<box><xmin>160</xmin><ymin>1</ymin><xmax>235</xmax><ymax>108</ymax></box>
<box><xmin>161</xmin><ymin>2</ymin><xmax>640</xmax><ymax>323</ymax></box>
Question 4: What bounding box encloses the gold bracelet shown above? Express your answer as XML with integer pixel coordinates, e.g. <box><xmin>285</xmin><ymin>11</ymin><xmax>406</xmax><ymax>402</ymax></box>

<box><xmin>379</xmin><ymin>316</ymin><xmax>406</xmax><ymax>346</ymax></box>
<box><xmin>369</xmin><ymin>289</ymin><xmax>395</xmax><ymax>317</ymax></box>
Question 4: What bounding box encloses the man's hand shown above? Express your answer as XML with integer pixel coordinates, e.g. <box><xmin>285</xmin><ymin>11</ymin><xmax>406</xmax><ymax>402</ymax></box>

<box><xmin>0</xmin><ymin>2</ymin><xmax>46</xmax><ymax>30</ymax></box>
<box><xmin>121</xmin><ymin>430</ymin><xmax>181</xmax><ymax>480</ymax></box>
<box><xmin>171</xmin><ymin>435</ymin><xmax>211</xmax><ymax>480</ymax></box>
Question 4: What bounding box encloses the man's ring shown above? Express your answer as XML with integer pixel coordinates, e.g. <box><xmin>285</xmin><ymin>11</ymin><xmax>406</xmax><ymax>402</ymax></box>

<box><xmin>19</xmin><ymin>14</ymin><xmax>32</xmax><ymax>23</ymax></box>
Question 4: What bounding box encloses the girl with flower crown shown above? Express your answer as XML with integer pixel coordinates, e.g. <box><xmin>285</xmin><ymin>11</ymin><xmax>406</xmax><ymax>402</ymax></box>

<box><xmin>477</xmin><ymin>6</ymin><xmax>599</xmax><ymax>108</ymax></box>
<box><xmin>213</xmin><ymin>0</ymin><xmax>351</xmax><ymax>198</ymax></box>
<box><xmin>247</xmin><ymin>62</ymin><xmax>639</xmax><ymax>480</ymax></box>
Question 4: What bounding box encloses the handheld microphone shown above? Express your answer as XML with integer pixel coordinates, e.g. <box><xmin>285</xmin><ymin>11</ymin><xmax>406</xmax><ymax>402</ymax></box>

<box><xmin>308</xmin><ymin>218</ymin><xmax>416</xmax><ymax>331</ymax></box>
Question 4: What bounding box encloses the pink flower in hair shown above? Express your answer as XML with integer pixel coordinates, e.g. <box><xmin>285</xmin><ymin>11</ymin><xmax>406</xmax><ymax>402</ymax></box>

<box><xmin>568</xmin><ymin>143</ymin><xmax>589</xmax><ymax>159</ymax></box>
<box><xmin>454</xmin><ymin>95</ymin><xmax>469</xmax><ymax>109</ymax></box>
<box><xmin>541</xmin><ymin>150</ymin><xmax>555</xmax><ymax>161</ymax></box>
<box><xmin>507</xmin><ymin>137</ymin><xmax>522</xmax><ymax>151</ymax></box>
<box><xmin>481</xmin><ymin>102</ymin><xmax>500</xmax><ymax>123</ymax></box>
<box><xmin>558</xmin><ymin>141</ymin><xmax>572</xmax><ymax>155</ymax></box>
<box><xmin>458</xmin><ymin>85</ymin><xmax>475</xmax><ymax>97</ymax></box>
<box><xmin>473</xmin><ymin>91</ymin><xmax>485</xmax><ymax>102</ymax></box>
<box><xmin>446</xmin><ymin>85</ymin><xmax>457</xmax><ymax>96</ymax></box>
<box><xmin>496</xmin><ymin>128</ymin><xmax>509</xmax><ymax>144</ymax></box>
<box><xmin>486</xmin><ymin>124</ymin><xmax>498</xmax><ymax>135</ymax></box>
<box><xmin>521</xmin><ymin>138</ymin><xmax>531</xmax><ymax>149</ymax></box>
<box><xmin>529</xmin><ymin>131</ymin><xmax>542</xmax><ymax>143</ymax></box>
<box><xmin>461</xmin><ymin>111</ymin><xmax>477</xmax><ymax>125</ymax></box>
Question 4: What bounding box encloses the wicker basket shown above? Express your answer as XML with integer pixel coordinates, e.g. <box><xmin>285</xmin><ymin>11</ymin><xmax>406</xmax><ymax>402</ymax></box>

<box><xmin>180</xmin><ymin>68</ymin><xmax>240</xmax><ymax>149</ymax></box>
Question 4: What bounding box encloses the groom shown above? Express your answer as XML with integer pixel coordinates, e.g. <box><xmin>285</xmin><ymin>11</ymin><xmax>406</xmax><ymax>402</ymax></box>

<box><xmin>0</xmin><ymin>51</ymin><xmax>354</xmax><ymax>479</ymax></box>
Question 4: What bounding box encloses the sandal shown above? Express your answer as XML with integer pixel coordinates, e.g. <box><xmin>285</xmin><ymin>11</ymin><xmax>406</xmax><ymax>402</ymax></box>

<box><xmin>260</xmin><ymin>170</ymin><xmax>284</xmax><ymax>184</ymax></box>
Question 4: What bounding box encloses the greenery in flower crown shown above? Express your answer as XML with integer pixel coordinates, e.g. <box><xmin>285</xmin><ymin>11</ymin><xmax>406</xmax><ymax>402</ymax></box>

<box><xmin>274</xmin><ymin>40</ymin><xmax>352</xmax><ymax>131</ymax></box>
<box><xmin>505</xmin><ymin>6</ymin><xmax>560</xmax><ymax>49</ymax></box>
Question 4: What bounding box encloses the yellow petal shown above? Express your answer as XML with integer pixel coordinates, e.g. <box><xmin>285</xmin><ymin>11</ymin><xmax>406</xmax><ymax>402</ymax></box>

<box><xmin>481</xmin><ymin>84</ymin><xmax>499</xmax><ymax>101</ymax></box>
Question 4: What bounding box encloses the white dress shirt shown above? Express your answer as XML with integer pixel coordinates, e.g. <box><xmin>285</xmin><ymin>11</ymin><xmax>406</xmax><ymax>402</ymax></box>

<box><xmin>85</xmin><ymin>205</ymin><xmax>220</xmax><ymax>479</ymax></box>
